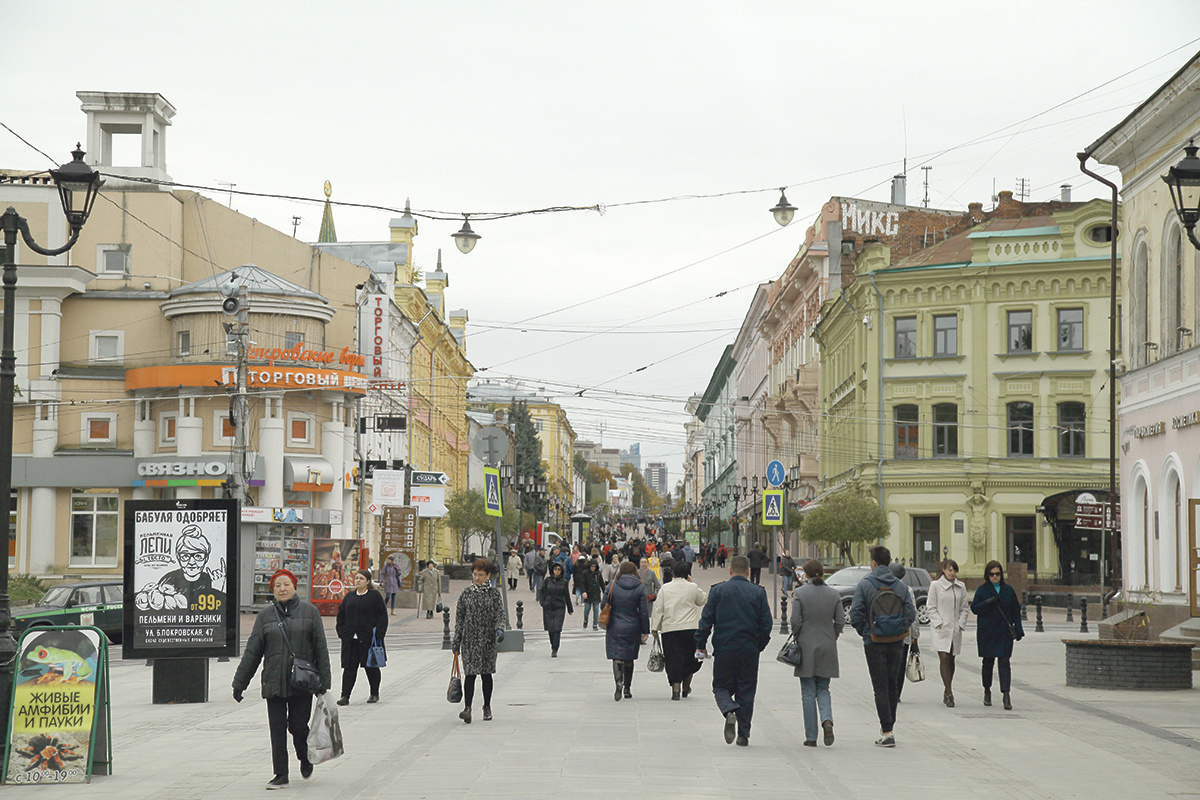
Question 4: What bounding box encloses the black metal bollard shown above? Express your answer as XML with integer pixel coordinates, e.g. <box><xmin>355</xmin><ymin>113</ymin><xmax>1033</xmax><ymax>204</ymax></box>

<box><xmin>1035</xmin><ymin>595</ymin><xmax>1044</xmax><ymax>633</ymax></box>
<box><xmin>780</xmin><ymin>592</ymin><xmax>789</xmax><ymax>634</ymax></box>
<box><xmin>516</xmin><ymin>600</ymin><xmax>524</xmax><ymax>630</ymax></box>
<box><xmin>1021</xmin><ymin>590</ymin><xmax>1029</xmax><ymax>621</ymax></box>
<box><xmin>1065</xmin><ymin>592</ymin><xmax>1074</xmax><ymax>623</ymax></box>
<box><xmin>1080</xmin><ymin>598</ymin><xmax>1089</xmax><ymax>633</ymax></box>
<box><xmin>441</xmin><ymin>607</ymin><xmax>452</xmax><ymax>650</ymax></box>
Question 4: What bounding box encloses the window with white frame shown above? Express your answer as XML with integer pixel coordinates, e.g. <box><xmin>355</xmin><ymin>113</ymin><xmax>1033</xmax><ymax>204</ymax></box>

<box><xmin>213</xmin><ymin>410</ymin><xmax>235</xmax><ymax>446</ymax></box>
<box><xmin>159</xmin><ymin>412</ymin><xmax>178</xmax><ymax>445</ymax></box>
<box><xmin>287</xmin><ymin>413</ymin><xmax>314</xmax><ymax>446</ymax></box>
<box><xmin>96</xmin><ymin>244</ymin><xmax>130</xmax><ymax>277</ymax></box>
<box><xmin>89</xmin><ymin>331</ymin><xmax>124</xmax><ymax>364</ymax></box>
<box><xmin>177</xmin><ymin>330</ymin><xmax>191</xmax><ymax>357</ymax></box>
<box><xmin>82</xmin><ymin>413</ymin><xmax>117</xmax><ymax>446</ymax></box>
<box><xmin>70</xmin><ymin>490</ymin><xmax>119</xmax><ymax>567</ymax></box>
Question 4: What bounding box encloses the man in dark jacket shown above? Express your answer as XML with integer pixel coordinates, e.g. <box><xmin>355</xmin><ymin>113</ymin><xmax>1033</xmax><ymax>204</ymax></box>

<box><xmin>695</xmin><ymin>555</ymin><xmax>772</xmax><ymax>746</ymax></box>
<box><xmin>848</xmin><ymin>546</ymin><xmax>917</xmax><ymax>748</ymax></box>
<box><xmin>746</xmin><ymin>543</ymin><xmax>768</xmax><ymax>584</ymax></box>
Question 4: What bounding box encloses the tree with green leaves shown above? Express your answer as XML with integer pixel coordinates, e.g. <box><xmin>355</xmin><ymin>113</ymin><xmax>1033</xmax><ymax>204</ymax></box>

<box><xmin>798</xmin><ymin>491</ymin><xmax>887</xmax><ymax>565</ymax></box>
<box><xmin>621</xmin><ymin>463</ymin><xmax>664</xmax><ymax>514</ymax></box>
<box><xmin>508</xmin><ymin>399</ymin><xmax>548</xmax><ymax>519</ymax></box>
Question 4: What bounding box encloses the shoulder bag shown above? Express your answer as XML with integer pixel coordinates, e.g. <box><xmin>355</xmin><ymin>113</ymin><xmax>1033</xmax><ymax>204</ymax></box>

<box><xmin>275</xmin><ymin>606</ymin><xmax>323</xmax><ymax>693</ymax></box>
<box><xmin>366</xmin><ymin>626</ymin><xmax>387</xmax><ymax>668</ymax></box>
<box><xmin>776</xmin><ymin>631</ymin><xmax>803</xmax><ymax>668</ymax></box>
<box><xmin>597</xmin><ymin>581</ymin><xmax>614</xmax><ymax>629</ymax></box>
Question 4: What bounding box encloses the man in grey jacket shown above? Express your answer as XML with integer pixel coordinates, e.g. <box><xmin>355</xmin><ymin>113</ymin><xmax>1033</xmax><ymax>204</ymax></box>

<box><xmin>848</xmin><ymin>546</ymin><xmax>916</xmax><ymax>748</ymax></box>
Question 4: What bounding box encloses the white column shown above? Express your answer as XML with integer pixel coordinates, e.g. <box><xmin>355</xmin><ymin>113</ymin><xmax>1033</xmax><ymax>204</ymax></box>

<box><xmin>321</xmin><ymin>416</ymin><xmax>344</xmax><ymax>526</ymax></box>
<box><xmin>132</xmin><ymin>400</ymin><xmax>155</xmax><ymax>501</ymax></box>
<box><xmin>258</xmin><ymin>397</ymin><xmax>285</xmax><ymax>508</ymax></box>
<box><xmin>176</xmin><ymin>407</ymin><xmax>203</xmax><ymax>501</ymax></box>
<box><xmin>27</xmin><ymin>405</ymin><xmax>58</xmax><ymax>574</ymax></box>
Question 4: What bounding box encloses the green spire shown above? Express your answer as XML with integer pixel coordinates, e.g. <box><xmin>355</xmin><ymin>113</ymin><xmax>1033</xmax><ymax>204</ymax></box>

<box><xmin>317</xmin><ymin>180</ymin><xmax>337</xmax><ymax>243</ymax></box>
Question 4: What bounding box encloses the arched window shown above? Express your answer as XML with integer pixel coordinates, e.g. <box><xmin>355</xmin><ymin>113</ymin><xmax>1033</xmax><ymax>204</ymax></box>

<box><xmin>1007</xmin><ymin>402</ymin><xmax>1034</xmax><ymax>456</ymax></box>
<box><xmin>1133</xmin><ymin>241</ymin><xmax>1149</xmax><ymax>366</ymax></box>
<box><xmin>894</xmin><ymin>405</ymin><xmax>918</xmax><ymax>459</ymax></box>
<box><xmin>1165</xmin><ymin>226</ymin><xmax>1185</xmax><ymax>353</ymax></box>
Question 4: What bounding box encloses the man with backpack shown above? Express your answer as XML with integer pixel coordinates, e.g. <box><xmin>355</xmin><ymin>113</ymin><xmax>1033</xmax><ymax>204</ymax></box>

<box><xmin>848</xmin><ymin>546</ymin><xmax>916</xmax><ymax>748</ymax></box>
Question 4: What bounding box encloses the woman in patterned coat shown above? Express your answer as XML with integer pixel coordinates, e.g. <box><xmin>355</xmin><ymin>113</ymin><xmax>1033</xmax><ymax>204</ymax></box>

<box><xmin>452</xmin><ymin>558</ymin><xmax>506</xmax><ymax>724</ymax></box>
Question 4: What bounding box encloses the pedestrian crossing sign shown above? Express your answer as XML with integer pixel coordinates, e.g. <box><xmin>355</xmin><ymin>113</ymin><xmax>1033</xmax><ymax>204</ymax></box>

<box><xmin>484</xmin><ymin>467</ymin><xmax>503</xmax><ymax>517</ymax></box>
<box><xmin>762</xmin><ymin>490</ymin><xmax>783</xmax><ymax>526</ymax></box>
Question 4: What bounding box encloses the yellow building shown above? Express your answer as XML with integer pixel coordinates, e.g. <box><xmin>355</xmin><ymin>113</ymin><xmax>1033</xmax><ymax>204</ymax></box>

<box><xmin>817</xmin><ymin>193</ymin><xmax>1118</xmax><ymax>580</ymax></box>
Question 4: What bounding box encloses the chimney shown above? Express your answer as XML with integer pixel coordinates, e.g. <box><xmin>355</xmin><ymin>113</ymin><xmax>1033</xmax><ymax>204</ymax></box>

<box><xmin>968</xmin><ymin>202</ymin><xmax>984</xmax><ymax>221</ymax></box>
<box><xmin>997</xmin><ymin>190</ymin><xmax>1016</xmax><ymax>210</ymax></box>
<box><xmin>1060</xmin><ymin>184</ymin><xmax>1072</xmax><ymax>202</ymax></box>
<box><xmin>891</xmin><ymin>174</ymin><xmax>906</xmax><ymax>206</ymax></box>
<box><xmin>448</xmin><ymin>309</ymin><xmax>468</xmax><ymax>350</ymax></box>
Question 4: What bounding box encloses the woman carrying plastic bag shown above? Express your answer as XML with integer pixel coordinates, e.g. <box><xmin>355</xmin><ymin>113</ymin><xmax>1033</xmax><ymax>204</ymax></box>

<box><xmin>307</xmin><ymin>693</ymin><xmax>344</xmax><ymax>765</ymax></box>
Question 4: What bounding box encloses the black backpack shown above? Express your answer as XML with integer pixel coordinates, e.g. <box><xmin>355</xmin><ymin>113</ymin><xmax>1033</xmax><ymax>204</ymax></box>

<box><xmin>866</xmin><ymin>577</ymin><xmax>909</xmax><ymax>643</ymax></box>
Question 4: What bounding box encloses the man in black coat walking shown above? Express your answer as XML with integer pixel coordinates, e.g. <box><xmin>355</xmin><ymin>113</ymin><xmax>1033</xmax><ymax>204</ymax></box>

<box><xmin>695</xmin><ymin>555</ymin><xmax>772</xmax><ymax>747</ymax></box>
<box><xmin>746</xmin><ymin>543</ymin><xmax>768</xmax><ymax>585</ymax></box>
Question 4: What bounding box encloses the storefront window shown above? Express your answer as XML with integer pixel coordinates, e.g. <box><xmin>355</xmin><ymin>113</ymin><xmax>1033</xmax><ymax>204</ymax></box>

<box><xmin>71</xmin><ymin>490</ymin><xmax>119</xmax><ymax>566</ymax></box>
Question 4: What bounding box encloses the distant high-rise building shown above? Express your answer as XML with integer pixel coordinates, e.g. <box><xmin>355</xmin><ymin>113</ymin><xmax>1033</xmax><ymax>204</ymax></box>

<box><xmin>645</xmin><ymin>462</ymin><xmax>668</xmax><ymax>497</ymax></box>
<box><xmin>619</xmin><ymin>443</ymin><xmax>641</xmax><ymax>473</ymax></box>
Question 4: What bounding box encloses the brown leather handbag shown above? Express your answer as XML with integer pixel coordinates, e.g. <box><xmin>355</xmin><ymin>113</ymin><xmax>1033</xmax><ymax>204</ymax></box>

<box><xmin>597</xmin><ymin>582</ymin><xmax>614</xmax><ymax>629</ymax></box>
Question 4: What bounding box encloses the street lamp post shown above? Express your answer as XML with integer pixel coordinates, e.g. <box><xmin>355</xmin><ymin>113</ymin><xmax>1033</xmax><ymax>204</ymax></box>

<box><xmin>0</xmin><ymin>146</ymin><xmax>103</xmax><ymax>737</ymax></box>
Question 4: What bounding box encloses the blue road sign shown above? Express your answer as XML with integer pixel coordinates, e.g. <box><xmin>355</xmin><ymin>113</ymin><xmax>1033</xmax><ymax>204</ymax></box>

<box><xmin>484</xmin><ymin>468</ymin><xmax>503</xmax><ymax>517</ymax></box>
<box><xmin>766</xmin><ymin>460</ymin><xmax>785</xmax><ymax>487</ymax></box>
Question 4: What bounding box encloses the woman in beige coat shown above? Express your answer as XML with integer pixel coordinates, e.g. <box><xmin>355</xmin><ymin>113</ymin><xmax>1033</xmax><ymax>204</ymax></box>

<box><xmin>649</xmin><ymin>562</ymin><xmax>708</xmax><ymax>700</ymax></box>
<box><xmin>927</xmin><ymin>558</ymin><xmax>970</xmax><ymax>707</ymax></box>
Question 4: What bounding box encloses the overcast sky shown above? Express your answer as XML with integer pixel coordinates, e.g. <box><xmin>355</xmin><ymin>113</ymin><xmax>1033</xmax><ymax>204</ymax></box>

<box><xmin>3</xmin><ymin>2</ymin><xmax>1196</xmax><ymax>484</ymax></box>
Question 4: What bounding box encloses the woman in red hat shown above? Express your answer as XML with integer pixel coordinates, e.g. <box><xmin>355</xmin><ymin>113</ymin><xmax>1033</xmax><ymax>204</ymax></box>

<box><xmin>233</xmin><ymin>568</ymin><xmax>331</xmax><ymax>790</ymax></box>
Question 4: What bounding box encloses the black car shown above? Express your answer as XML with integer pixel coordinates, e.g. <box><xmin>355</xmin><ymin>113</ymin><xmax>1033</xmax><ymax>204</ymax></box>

<box><xmin>825</xmin><ymin>565</ymin><xmax>931</xmax><ymax>625</ymax></box>
<box><xmin>12</xmin><ymin>580</ymin><xmax>124</xmax><ymax>642</ymax></box>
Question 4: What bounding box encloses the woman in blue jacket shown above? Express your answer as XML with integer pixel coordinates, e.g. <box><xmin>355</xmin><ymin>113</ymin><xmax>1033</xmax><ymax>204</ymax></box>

<box><xmin>970</xmin><ymin>560</ymin><xmax>1024</xmax><ymax>710</ymax></box>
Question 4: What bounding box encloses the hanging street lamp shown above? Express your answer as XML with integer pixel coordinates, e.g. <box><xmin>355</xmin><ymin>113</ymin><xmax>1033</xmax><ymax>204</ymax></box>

<box><xmin>1162</xmin><ymin>139</ymin><xmax>1200</xmax><ymax>250</ymax></box>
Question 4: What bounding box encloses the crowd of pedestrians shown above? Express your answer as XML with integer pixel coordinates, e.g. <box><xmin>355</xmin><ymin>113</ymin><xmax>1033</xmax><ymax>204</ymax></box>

<box><xmin>229</xmin><ymin>531</ymin><xmax>1026</xmax><ymax>787</ymax></box>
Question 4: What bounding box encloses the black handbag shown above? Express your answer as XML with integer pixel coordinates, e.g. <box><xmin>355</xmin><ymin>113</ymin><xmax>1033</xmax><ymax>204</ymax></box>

<box><xmin>447</xmin><ymin>654</ymin><xmax>463</xmax><ymax>703</ymax></box>
<box><xmin>275</xmin><ymin>607</ymin><xmax>323</xmax><ymax>693</ymax></box>
<box><xmin>776</xmin><ymin>632</ymin><xmax>803</xmax><ymax>668</ymax></box>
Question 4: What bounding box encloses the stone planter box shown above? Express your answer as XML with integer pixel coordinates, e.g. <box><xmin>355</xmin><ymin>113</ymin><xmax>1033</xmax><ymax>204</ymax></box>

<box><xmin>1063</xmin><ymin>639</ymin><xmax>1195</xmax><ymax>690</ymax></box>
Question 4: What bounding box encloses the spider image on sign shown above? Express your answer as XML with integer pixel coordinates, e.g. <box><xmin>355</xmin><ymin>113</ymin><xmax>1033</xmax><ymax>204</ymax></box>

<box><xmin>17</xmin><ymin>734</ymin><xmax>81</xmax><ymax>772</ymax></box>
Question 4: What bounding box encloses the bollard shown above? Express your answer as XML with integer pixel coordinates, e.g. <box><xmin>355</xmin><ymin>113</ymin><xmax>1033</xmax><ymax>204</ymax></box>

<box><xmin>1065</xmin><ymin>592</ymin><xmax>1074</xmax><ymax>623</ymax></box>
<box><xmin>441</xmin><ymin>607</ymin><xmax>452</xmax><ymax>650</ymax></box>
<box><xmin>1080</xmin><ymin>598</ymin><xmax>1089</xmax><ymax>633</ymax></box>
<box><xmin>1035</xmin><ymin>595</ymin><xmax>1044</xmax><ymax>633</ymax></box>
<box><xmin>780</xmin><ymin>592</ymin><xmax>789</xmax><ymax>634</ymax></box>
<box><xmin>1021</xmin><ymin>590</ymin><xmax>1029</xmax><ymax>621</ymax></box>
<box><xmin>516</xmin><ymin>600</ymin><xmax>524</xmax><ymax>629</ymax></box>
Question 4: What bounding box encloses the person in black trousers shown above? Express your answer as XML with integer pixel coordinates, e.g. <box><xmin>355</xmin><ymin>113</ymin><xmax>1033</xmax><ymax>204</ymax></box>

<box><xmin>971</xmin><ymin>560</ymin><xmax>1024</xmax><ymax>710</ymax></box>
<box><xmin>746</xmin><ymin>543</ymin><xmax>768</xmax><ymax>585</ymax></box>
<box><xmin>538</xmin><ymin>561</ymin><xmax>573</xmax><ymax>656</ymax></box>
<box><xmin>233</xmin><ymin>568</ymin><xmax>331</xmax><ymax>789</ymax></box>
<box><xmin>694</xmin><ymin>555</ymin><xmax>772</xmax><ymax>746</ymax></box>
<box><xmin>335</xmin><ymin>568</ymin><xmax>389</xmax><ymax>705</ymax></box>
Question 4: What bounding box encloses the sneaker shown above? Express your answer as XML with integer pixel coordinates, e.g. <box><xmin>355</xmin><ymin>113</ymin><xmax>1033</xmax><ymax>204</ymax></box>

<box><xmin>336</xmin><ymin>697</ymin><xmax>349</xmax><ymax>706</ymax></box>
<box><xmin>482</xmin><ymin>706</ymin><xmax>492</xmax><ymax>721</ymax></box>
<box><xmin>300</xmin><ymin>761</ymin><xmax>313</xmax><ymax>780</ymax></box>
<box><xmin>735</xmin><ymin>736</ymin><xmax>749</xmax><ymax>747</ymax></box>
<box><xmin>723</xmin><ymin>711</ymin><xmax>737</xmax><ymax>744</ymax></box>
<box><xmin>874</xmin><ymin>733</ymin><xmax>896</xmax><ymax>748</ymax></box>
<box><xmin>822</xmin><ymin>719</ymin><xmax>835</xmax><ymax>746</ymax></box>
<box><xmin>266</xmin><ymin>775</ymin><xmax>289</xmax><ymax>789</ymax></box>
<box><xmin>592</xmin><ymin>625</ymin><xmax>598</xmax><ymax>631</ymax></box>
<box><xmin>623</xmin><ymin>688</ymin><xmax>632</xmax><ymax>699</ymax></box>
<box><xmin>459</xmin><ymin>707</ymin><xmax>472</xmax><ymax>724</ymax></box>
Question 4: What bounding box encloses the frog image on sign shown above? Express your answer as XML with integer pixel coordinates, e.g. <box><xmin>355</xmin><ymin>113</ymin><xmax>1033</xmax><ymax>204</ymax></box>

<box><xmin>134</xmin><ymin>526</ymin><xmax>227</xmax><ymax>612</ymax></box>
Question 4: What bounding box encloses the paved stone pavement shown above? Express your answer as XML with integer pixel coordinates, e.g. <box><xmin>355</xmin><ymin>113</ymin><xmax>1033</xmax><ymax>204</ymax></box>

<box><xmin>20</xmin><ymin>566</ymin><xmax>1200</xmax><ymax>798</ymax></box>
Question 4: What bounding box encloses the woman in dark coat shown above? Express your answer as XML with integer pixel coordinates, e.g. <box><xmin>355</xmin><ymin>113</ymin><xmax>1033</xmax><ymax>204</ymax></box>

<box><xmin>579</xmin><ymin>558</ymin><xmax>606</xmax><ymax>630</ymax></box>
<box><xmin>233</xmin><ymin>568</ymin><xmax>332</xmax><ymax>789</ymax></box>
<box><xmin>538</xmin><ymin>561</ymin><xmax>574</xmax><ymax>657</ymax></box>
<box><xmin>335</xmin><ymin>568</ymin><xmax>389</xmax><ymax>705</ymax></box>
<box><xmin>452</xmin><ymin>558</ymin><xmax>506</xmax><ymax>723</ymax></box>
<box><xmin>970</xmin><ymin>559</ymin><xmax>1024</xmax><ymax>710</ymax></box>
<box><xmin>604</xmin><ymin>560</ymin><xmax>650</xmax><ymax>701</ymax></box>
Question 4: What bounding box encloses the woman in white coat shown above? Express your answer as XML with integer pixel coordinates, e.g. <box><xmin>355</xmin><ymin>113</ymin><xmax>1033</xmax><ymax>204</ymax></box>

<box><xmin>649</xmin><ymin>562</ymin><xmax>708</xmax><ymax>701</ymax></box>
<box><xmin>927</xmin><ymin>558</ymin><xmax>970</xmax><ymax>707</ymax></box>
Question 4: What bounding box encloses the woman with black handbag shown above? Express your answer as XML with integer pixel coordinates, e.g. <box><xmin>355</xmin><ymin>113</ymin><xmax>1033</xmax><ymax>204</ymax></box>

<box><xmin>790</xmin><ymin>560</ymin><xmax>843</xmax><ymax>748</ymax></box>
<box><xmin>650</xmin><ymin>561</ymin><xmax>708</xmax><ymax>700</ymax></box>
<box><xmin>336</xmin><ymin>568</ymin><xmax>389</xmax><ymax>706</ymax></box>
<box><xmin>970</xmin><ymin>560</ymin><xmax>1025</xmax><ymax>710</ymax></box>
<box><xmin>453</xmin><ymin>559</ymin><xmax>506</xmax><ymax>723</ymax></box>
<box><xmin>233</xmin><ymin>568</ymin><xmax>332</xmax><ymax>789</ymax></box>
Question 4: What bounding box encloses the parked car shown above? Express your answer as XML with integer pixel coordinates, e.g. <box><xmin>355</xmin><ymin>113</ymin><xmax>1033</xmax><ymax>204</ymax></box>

<box><xmin>12</xmin><ymin>580</ymin><xmax>124</xmax><ymax>642</ymax></box>
<box><xmin>826</xmin><ymin>565</ymin><xmax>931</xmax><ymax>625</ymax></box>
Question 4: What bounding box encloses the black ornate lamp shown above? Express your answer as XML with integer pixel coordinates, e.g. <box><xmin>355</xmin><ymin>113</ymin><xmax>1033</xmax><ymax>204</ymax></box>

<box><xmin>1162</xmin><ymin>139</ymin><xmax>1200</xmax><ymax>250</ymax></box>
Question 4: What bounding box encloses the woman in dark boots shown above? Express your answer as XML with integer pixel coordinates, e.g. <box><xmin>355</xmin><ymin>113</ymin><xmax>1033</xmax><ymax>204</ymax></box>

<box><xmin>970</xmin><ymin>560</ymin><xmax>1024</xmax><ymax>710</ymax></box>
<box><xmin>604</xmin><ymin>560</ymin><xmax>650</xmax><ymax>701</ymax></box>
<box><xmin>335</xmin><ymin>568</ymin><xmax>389</xmax><ymax>705</ymax></box>
<box><xmin>538</xmin><ymin>561</ymin><xmax>573</xmax><ymax>656</ymax></box>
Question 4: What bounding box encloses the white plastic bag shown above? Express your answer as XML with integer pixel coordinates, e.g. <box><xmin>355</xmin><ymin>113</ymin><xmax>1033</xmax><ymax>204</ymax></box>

<box><xmin>307</xmin><ymin>693</ymin><xmax>344</xmax><ymax>765</ymax></box>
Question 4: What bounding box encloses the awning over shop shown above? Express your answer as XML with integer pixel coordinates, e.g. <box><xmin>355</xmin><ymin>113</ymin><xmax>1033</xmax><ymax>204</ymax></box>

<box><xmin>284</xmin><ymin>457</ymin><xmax>335</xmax><ymax>492</ymax></box>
